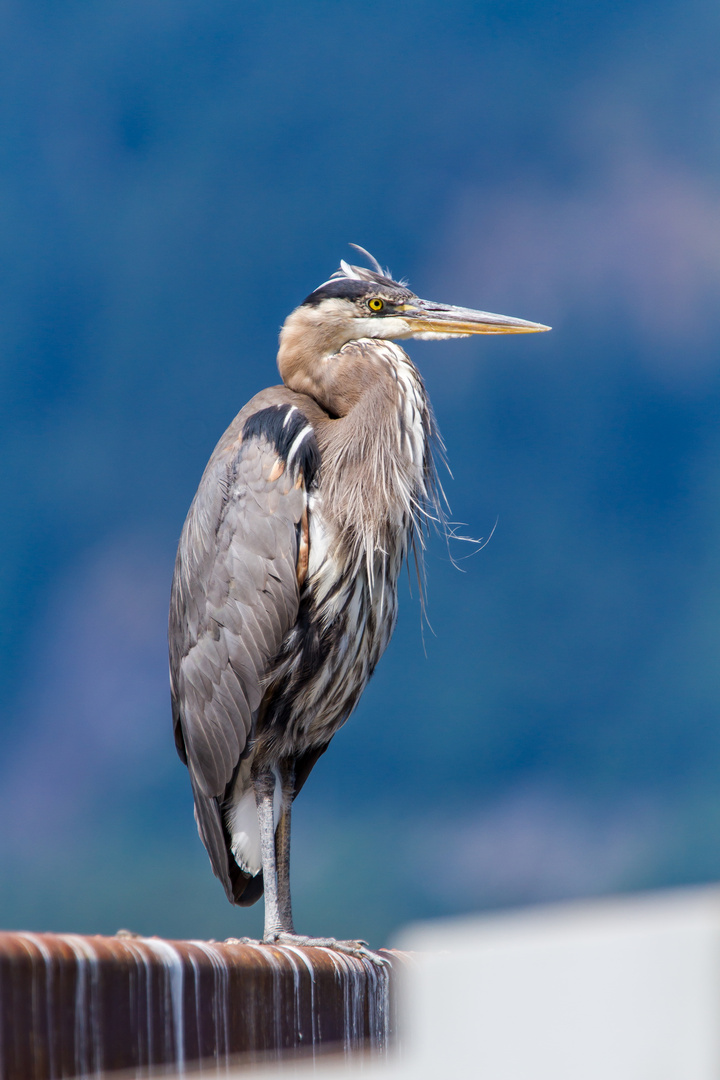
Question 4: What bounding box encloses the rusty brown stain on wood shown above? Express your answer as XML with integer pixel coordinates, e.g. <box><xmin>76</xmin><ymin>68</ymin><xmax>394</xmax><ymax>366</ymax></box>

<box><xmin>0</xmin><ymin>931</ymin><xmax>405</xmax><ymax>1079</ymax></box>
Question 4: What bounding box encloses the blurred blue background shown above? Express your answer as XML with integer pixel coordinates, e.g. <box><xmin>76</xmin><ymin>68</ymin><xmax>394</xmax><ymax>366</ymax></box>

<box><xmin>2</xmin><ymin>0</ymin><xmax>720</xmax><ymax>946</ymax></box>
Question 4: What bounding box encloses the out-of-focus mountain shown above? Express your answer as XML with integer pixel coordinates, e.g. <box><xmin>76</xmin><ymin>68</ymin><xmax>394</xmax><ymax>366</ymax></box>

<box><xmin>2</xmin><ymin>0</ymin><xmax>720</xmax><ymax>945</ymax></box>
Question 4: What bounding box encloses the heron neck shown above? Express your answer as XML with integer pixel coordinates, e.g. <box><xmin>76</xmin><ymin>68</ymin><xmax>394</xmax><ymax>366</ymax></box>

<box><xmin>310</xmin><ymin>341</ymin><xmax>431</xmax><ymax>574</ymax></box>
<box><xmin>278</xmin><ymin>310</ymin><xmax>409</xmax><ymax>419</ymax></box>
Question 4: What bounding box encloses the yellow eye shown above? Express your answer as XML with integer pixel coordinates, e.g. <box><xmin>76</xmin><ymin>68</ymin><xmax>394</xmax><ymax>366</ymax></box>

<box><xmin>368</xmin><ymin>297</ymin><xmax>384</xmax><ymax>312</ymax></box>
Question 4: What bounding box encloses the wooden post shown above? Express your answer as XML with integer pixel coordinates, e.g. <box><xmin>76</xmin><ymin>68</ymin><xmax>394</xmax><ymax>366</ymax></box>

<box><xmin>0</xmin><ymin>932</ymin><xmax>404</xmax><ymax>1078</ymax></box>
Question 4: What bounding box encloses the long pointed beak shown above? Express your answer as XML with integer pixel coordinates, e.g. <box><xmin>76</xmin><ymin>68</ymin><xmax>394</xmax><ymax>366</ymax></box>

<box><xmin>398</xmin><ymin>298</ymin><xmax>551</xmax><ymax>338</ymax></box>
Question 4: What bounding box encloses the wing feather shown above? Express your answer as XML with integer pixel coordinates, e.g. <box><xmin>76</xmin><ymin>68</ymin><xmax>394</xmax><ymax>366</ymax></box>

<box><xmin>169</xmin><ymin>391</ymin><xmax>321</xmax><ymax>902</ymax></box>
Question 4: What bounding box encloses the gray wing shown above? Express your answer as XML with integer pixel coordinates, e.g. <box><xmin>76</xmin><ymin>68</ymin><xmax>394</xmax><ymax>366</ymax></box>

<box><xmin>169</xmin><ymin>396</ymin><xmax>320</xmax><ymax>902</ymax></box>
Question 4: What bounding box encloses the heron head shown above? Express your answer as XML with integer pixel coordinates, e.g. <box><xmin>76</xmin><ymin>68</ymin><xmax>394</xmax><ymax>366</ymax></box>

<box><xmin>277</xmin><ymin>247</ymin><xmax>550</xmax><ymax>411</ymax></box>
<box><xmin>297</xmin><ymin>245</ymin><xmax>551</xmax><ymax>344</ymax></box>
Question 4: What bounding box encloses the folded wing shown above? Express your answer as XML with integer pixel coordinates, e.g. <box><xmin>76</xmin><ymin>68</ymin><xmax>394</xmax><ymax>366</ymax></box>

<box><xmin>169</xmin><ymin>395</ymin><xmax>320</xmax><ymax>902</ymax></box>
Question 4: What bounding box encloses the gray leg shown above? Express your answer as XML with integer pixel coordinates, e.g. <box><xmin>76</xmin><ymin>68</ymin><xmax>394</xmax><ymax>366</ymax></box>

<box><xmin>254</xmin><ymin>764</ymin><xmax>387</xmax><ymax>965</ymax></box>
<box><xmin>275</xmin><ymin>762</ymin><xmax>295</xmax><ymax>933</ymax></box>
<box><xmin>253</xmin><ymin>770</ymin><xmax>284</xmax><ymax>940</ymax></box>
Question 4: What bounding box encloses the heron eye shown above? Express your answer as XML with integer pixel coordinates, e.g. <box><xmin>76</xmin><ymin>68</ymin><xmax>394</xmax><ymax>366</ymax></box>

<box><xmin>368</xmin><ymin>298</ymin><xmax>384</xmax><ymax>312</ymax></box>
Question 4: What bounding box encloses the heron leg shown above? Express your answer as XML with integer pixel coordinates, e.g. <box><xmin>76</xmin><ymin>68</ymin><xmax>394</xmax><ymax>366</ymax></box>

<box><xmin>253</xmin><ymin>770</ymin><xmax>286</xmax><ymax>940</ymax></box>
<box><xmin>275</xmin><ymin>761</ymin><xmax>295</xmax><ymax>933</ymax></box>
<box><xmin>254</xmin><ymin>765</ymin><xmax>386</xmax><ymax>965</ymax></box>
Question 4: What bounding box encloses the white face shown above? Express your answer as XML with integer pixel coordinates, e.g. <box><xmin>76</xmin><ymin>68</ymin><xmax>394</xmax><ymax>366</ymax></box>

<box><xmin>350</xmin><ymin>314</ymin><xmax>413</xmax><ymax>340</ymax></box>
<box><xmin>351</xmin><ymin>314</ymin><xmax>475</xmax><ymax>342</ymax></box>
<box><xmin>308</xmin><ymin>298</ymin><xmax>417</xmax><ymax>345</ymax></box>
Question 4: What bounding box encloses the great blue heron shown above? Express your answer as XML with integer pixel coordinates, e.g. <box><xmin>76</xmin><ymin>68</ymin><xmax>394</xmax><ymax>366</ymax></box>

<box><xmin>169</xmin><ymin>248</ymin><xmax>549</xmax><ymax>957</ymax></box>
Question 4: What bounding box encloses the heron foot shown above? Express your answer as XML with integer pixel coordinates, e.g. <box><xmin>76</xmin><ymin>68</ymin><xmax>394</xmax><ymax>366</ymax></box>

<box><xmin>265</xmin><ymin>931</ymin><xmax>389</xmax><ymax>965</ymax></box>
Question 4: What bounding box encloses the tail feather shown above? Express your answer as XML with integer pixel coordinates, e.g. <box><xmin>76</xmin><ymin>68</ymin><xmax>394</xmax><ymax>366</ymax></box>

<box><xmin>188</xmin><ymin>747</ymin><xmax>330</xmax><ymax>910</ymax></box>
<box><xmin>189</xmin><ymin>765</ymin><xmax>264</xmax><ymax>906</ymax></box>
